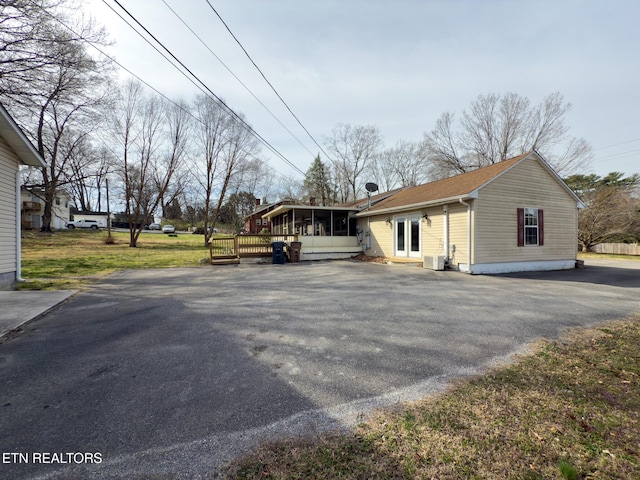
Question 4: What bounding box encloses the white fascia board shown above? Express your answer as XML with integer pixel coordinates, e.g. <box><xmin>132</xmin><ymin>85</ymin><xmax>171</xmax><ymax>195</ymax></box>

<box><xmin>0</xmin><ymin>104</ymin><xmax>45</xmax><ymax>167</ymax></box>
<box><xmin>354</xmin><ymin>194</ymin><xmax>474</xmax><ymax>218</ymax></box>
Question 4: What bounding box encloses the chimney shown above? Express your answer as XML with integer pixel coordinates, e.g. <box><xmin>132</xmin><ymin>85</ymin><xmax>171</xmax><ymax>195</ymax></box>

<box><xmin>309</xmin><ymin>196</ymin><xmax>316</xmax><ymax>206</ymax></box>
<box><xmin>255</xmin><ymin>198</ymin><xmax>261</xmax><ymax>206</ymax></box>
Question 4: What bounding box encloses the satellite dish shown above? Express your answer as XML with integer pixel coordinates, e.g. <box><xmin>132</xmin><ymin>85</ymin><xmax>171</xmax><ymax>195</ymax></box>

<box><xmin>365</xmin><ymin>182</ymin><xmax>379</xmax><ymax>193</ymax></box>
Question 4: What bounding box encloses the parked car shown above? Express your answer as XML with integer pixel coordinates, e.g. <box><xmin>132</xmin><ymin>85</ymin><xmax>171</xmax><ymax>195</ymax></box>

<box><xmin>162</xmin><ymin>224</ymin><xmax>175</xmax><ymax>234</ymax></box>
<box><xmin>147</xmin><ymin>223</ymin><xmax>161</xmax><ymax>230</ymax></box>
<box><xmin>66</xmin><ymin>219</ymin><xmax>100</xmax><ymax>230</ymax></box>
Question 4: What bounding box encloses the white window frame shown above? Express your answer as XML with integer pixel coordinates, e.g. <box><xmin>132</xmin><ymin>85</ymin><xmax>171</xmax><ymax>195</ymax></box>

<box><xmin>524</xmin><ymin>208</ymin><xmax>539</xmax><ymax>246</ymax></box>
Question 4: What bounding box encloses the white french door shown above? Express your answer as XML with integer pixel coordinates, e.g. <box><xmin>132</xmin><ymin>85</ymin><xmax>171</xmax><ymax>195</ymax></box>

<box><xmin>394</xmin><ymin>215</ymin><xmax>421</xmax><ymax>258</ymax></box>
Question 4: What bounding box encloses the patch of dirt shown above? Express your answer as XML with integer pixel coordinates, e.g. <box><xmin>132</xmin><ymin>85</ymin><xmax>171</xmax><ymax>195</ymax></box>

<box><xmin>351</xmin><ymin>254</ymin><xmax>388</xmax><ymax>264</ymax></box>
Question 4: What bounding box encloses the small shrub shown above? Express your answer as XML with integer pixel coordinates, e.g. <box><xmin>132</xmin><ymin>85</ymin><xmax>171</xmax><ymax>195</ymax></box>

<box><xmin>258</xmin><ymin>228</ymin><xmax>271</xmax><ymax>243</ymax></box>
<box><xmin>558</xmin><ymin>460</ymin><xmax>578</xmax><ymax>480</ymax></box>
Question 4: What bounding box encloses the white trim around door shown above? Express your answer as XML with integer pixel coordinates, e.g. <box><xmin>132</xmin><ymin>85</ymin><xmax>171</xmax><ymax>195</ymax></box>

<box><xmin>394</xmin><ymin>214</ymin><xmax>421</xmax><ymax>258</ymax></box>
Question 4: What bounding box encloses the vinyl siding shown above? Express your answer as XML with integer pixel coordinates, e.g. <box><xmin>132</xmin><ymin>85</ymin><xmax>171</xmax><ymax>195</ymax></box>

<box><xmin>474</xmin><ymin>159</ymin><xmax>578</xmax><ymax>264</ymax></box>
<box><xmin>421</xmin><ymin>207</ymin><xmax>445</xmax><ymax>257</ymax></box>
<box><xmin>359</xmin><ymin>216</ymin><xmax>394</xmax><ymax>257</ymax></box>
<box><xmin>0</xmin><ymin>136</ymin><xmax>18</xmax><ymax>276</ymax></box>
<box><xmin>448</xmin><ymin>202</ymin><xmax>472</xmax><ymax>267</ymax></box>
<box><xmin>361</xmin><ymin>204</ymin><xmax>473</xmax><ymax>263</ymax></box>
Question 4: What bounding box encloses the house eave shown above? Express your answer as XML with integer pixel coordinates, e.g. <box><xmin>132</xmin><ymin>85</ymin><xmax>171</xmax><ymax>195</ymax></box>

<box><xmin>0</xmin><ymin>104</ymin><xmax>45</xmax><ymax>167</ymax></box>
<box><xmin>262</xmin><ymin>204</ymin><xmax>359</xmax><ymax>220</ymax></box>
<box><xmin>354</xmin><ymin>193</ymin><xmax>477</xmax><ymax>218</ymax></box>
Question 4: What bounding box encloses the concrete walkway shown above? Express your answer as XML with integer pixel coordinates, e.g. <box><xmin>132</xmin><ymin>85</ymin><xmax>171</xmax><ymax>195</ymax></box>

<box><xmin>0</xmin><ymin>290</ymin><xmax>76</xmax><ymax>339</ymax></box>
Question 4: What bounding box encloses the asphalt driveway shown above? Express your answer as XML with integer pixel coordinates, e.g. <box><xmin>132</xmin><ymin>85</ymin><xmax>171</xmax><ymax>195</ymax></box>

<box><xmin>1</xmin><ymin>260</ymin><xmax>639</xmax><ymax>478</ymax></box>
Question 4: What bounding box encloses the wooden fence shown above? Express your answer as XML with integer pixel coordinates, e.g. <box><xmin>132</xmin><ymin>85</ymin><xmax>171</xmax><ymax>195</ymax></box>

<box><xmin>591</xmin><ymin>243</ymin><xmax>640</xmax><ymax>256</ymax></box>
<box><xmin>209</xmin><ymin>234</ymin><xmax>299</xmax><ymax>262</ymax></box>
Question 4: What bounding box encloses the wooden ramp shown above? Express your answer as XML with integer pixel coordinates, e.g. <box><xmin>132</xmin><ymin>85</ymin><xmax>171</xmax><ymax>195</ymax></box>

<box><xmin>209</xmin><ymin>254</ymin><xmax>240</xmax><ymax>265</ymax></box>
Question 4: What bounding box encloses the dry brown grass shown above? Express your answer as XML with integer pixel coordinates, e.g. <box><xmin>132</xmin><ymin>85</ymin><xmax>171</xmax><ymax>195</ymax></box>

<box><xmin>227</xmin><ymin>316</ymin><xmax>640</xmax><ymax>479</ymax></box>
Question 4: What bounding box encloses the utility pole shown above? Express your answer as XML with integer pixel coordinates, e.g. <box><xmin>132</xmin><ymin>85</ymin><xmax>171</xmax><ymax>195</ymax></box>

<box><xmin>106</xmin><ymin>177</ymin><xmax>112</xmax><ymax>237</ymax></box>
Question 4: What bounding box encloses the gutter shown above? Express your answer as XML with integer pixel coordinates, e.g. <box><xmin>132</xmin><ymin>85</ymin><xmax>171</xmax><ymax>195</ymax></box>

<box><xmin>459</xmin><ymin>197</ymin><xmax>472</xmax><ymax>274</ymax></box>
<box><xmin>354</xmin><ymin>192</ymin><xmax>478</xmax><ymax>218</ymax></box>
<box><xmin>16</xmin><ymin>169</ymin><xmax>24</xmax><ymax>283</ymax></box>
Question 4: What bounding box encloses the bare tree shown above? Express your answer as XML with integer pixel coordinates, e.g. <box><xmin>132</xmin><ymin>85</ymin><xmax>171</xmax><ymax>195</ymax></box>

<box><xmin>273</xmin><ymin>175</ymin><xmax>304</xmax><ymax>203</ymax></box>
<box><xmin>0</xmin><ymin>0</ymin><xmax>71</xmax><ymax>99</ymax></box>
<box><xmin>1</xmin><ymin>0</ymin><xmax>114</xmax><ymax>231</ymax></box>
<box><xmin>193</xmin><ymin>94</ymin><xmax>229</xmax><ymax>245</ymax></box>
<box><xmin>111</xmin><ymin>81</ymin><xmax>189</xmax><ymax>247</ymax></box>
<box><xmin>393</xmin><ymin>141</ymin><xmax>430</xmax><ymax>187</ymax></box>
<box><xmin>33</xmin><ymin>42</ymin><xmax>112</xmax><ymax>232</ymax></box>
<box><xmin>369</xmin><ymin>140</ymin><xmax>430</xmax><ymax>191</ymax></box>
<box><xmin>64</xmin><ymin>139</ymin><xmax>113</xmax><ymax>212</ymax></box>
<box><xmin>421</xmin><ymin>92</ymin><xmax>592</xmax><ymax>178</ymax></box>
<box><xmin>192</xmin><ymin>94</ymin><xmax>260</xmax><ymax>245</ymax></box>
<box><xmin>233</xmin><ymin>156</ymin><xmax>273</xmax><ymax>202</ymax></box>
<box><xmin>324</xmin><ymin>123</ymin><xmax>382</xmax><ymax>203</ymax></box>
<box><xmin>365</xmin><ymin>152</ymin><xmax>398</xmax><ymax>193</ymax></box>
<box><xmin>156</xmin><ymin>99</ymin><xmax>190</xmax><ymax>220</ymax></box>
<box><xmin>208</xmin><ymin>115</ymin><xmax>258</xmax><ymax>242</ymax></box>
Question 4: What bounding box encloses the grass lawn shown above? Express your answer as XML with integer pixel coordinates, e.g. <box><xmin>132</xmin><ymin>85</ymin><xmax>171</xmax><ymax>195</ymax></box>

<box><xmin>578</xmin><ymin>252</ymin><xmax>640</xmax><ymax>261</ymax></box>
<box><xmin>20</xmin><ymin>229</ymin><xmax>211</xmax><ymax>290</ymax></box>
<box><xmin>227</xmin><ymin>316</ymin><xmax>640</xmax><ymax>479</ymax></box>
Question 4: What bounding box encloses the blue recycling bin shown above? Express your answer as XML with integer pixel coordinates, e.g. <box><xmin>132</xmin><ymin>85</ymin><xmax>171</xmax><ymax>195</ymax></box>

<box><xmin>272</xmin><ymin>241</ymin><xmax>285</xmax><ymax>264</ymax></box>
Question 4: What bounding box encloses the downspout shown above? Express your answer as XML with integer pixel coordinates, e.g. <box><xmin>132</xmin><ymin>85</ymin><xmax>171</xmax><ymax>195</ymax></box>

<box><xmin>459</xmin><ymin>198</ymin><xmax>472</xmax><ymax>274</ymax></box>
<box><xmin>16</xmin><ymin>169</ymin><xmax>24</xmax><ymax>283</ymax></box>
<box><xmin>443</xmin><ymin>205</ymin><xmax>449</xmax><ymax>263</ymax></box>
<box><xmin>366</xmin><ymin>217</ymin><xmax>371</xmax><ymax>250</ymax></box>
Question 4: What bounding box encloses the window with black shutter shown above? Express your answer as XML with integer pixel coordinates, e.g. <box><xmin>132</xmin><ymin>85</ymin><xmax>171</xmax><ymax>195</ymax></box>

<box><xmin>518</xmin><ymin>208</ymin><xmax>543</xmax><ymax>246</ymax></box>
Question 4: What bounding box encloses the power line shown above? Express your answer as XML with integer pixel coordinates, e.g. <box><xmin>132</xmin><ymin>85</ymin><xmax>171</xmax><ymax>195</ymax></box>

<box><xmin>107</xmin><ymin>0</ymin><xmax>306</xmax><ymax>176</ymax></box>
<box><xmin>593</xmin><ymin>137</ymin><xmax>640</xmax><ymax>151</ymax></box>
<box><xmin>205</xmin><ymin>0</ymin><xmax>333</xmax><ymax>164</ymax></box>
<box><xmin>160</xmin><ymin>0</ymin><xmax>317</xmax><ymax>160</ymax></box>
<box><xmin>593</xmin><ymin>148</ymin><xmax>640</xmax><ymax>163</ymax></box>
<box><xmin>108</xmin><ymin>0</ymin><xmax>303</xmax><ymax>176</ymax></box>
<box><xmin>37</xmin><ymin>5</ymin><xmax>295</xmax><ymax>185</ymax></box>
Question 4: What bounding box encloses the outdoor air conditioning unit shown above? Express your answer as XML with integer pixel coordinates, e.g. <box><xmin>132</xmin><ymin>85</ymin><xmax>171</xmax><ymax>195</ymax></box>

<box><xmin>423</xmin><ymin>255</ymin><xmax>445</xmax><ymax>271</ymax></box>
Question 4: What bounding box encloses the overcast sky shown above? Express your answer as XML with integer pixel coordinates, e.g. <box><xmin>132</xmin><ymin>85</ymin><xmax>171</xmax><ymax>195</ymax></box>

<box><xmin>83</xmin><ymin>0</ymin><xmax>640</xmax><ymax>181</ymax></box>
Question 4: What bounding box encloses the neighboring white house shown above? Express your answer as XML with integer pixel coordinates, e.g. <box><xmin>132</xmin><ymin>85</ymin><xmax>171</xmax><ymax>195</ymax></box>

<box><xmin>69</xmin><ymin>211</ymin><xmax>110</xmax><ymax>228</ymax></box>
<box><xmin>0</xmin><ymin>104</ymin><xmax>46</xmax><ymax>290</ymax></box>
<box><xmin>21</xmin><ymin>188</ymin><xmax>71</xmax><ymax>230</ymax></box>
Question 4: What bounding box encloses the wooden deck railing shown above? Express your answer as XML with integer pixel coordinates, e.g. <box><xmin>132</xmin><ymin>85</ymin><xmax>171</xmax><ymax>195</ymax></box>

<box><xmin>209</xmin><ymin>234</ymin><xmax>299</xmax><ymax>261</ymax></box>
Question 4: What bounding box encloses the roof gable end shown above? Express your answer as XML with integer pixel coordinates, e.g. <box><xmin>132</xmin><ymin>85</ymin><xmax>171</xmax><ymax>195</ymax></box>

<box><xmin>0</xmin><ymin>103</ymin><xmax>45</xmax><ymax>167</ymax></box>
<box><xmin>356</xmin><ymin>151</ymin><xmax>581</xmax><ymax>216</ymax></box>
<box><xmin>358</xmin><ymin>153</ymin><xmax>529</xmax><ymax>215</ymax></box>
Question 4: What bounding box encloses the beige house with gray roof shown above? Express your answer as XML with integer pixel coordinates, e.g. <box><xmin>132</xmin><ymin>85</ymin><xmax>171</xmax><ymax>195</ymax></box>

<box><xmin>355</xmin><ymin>151</ymin><xmax>583</xmax><ymax>274</ymax></box>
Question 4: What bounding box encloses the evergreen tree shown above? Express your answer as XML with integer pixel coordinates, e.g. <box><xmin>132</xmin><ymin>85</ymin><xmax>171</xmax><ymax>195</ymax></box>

<box><xmin>565</xmin><ymin>172</ymin><xmax>640</xmax><ymax>251</ymax></box>
<box><xmin>303</xmin><ymin>155</ymin><xmax>334</xmax><ymax>206</ymax></box>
